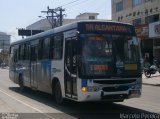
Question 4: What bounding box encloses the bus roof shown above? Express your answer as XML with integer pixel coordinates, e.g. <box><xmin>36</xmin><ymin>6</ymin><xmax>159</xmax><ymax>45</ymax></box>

<box><xmin>11</xmin><ymin>20</ymin><xmax>133</xmax><ymax>46</ymax></box>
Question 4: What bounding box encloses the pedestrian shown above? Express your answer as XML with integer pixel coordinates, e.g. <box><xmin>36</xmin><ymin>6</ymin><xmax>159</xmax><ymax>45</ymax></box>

<box><xmin>140</xmin><ymin>56</ymin><xmax>144</xmax><ymax>70</ymax></box>
<box><xmin>144</xmin><ymin>55</ymin><xmax>150</xmax><ymax>68</ymax></box>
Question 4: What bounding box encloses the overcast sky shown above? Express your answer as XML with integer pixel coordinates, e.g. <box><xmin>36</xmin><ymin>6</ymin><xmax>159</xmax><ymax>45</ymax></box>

<box><xmin>0</xmin><ymin>0</ymin><xmax>111</xmax><ymax>42</ymax></box>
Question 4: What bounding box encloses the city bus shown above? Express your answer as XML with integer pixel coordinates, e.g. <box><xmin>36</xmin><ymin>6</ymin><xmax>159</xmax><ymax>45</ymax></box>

<box><xmin>9</xmin><ymin>21</ymin><xmax>142</xmax><ymax>104</ymax></box>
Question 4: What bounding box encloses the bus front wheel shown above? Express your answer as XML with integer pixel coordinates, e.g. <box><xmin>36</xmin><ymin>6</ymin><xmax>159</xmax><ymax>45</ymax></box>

<box><xmin>54</xmin><ymin>81</ymin><xmax>64</xmax><ymax>104</ymax></box>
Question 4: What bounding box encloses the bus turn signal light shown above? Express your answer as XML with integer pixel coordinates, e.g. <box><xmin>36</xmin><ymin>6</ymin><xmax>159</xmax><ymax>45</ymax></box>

<box><xmin>81</xmin><ymin>86</ymin><xmax>87</xmax><ymax>92</ymax></box>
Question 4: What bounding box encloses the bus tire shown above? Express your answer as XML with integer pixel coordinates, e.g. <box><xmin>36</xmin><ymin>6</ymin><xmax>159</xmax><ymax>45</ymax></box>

<box><xmin>19</xmin><ymin>75</ymin><xmax>25</xmax><ymax>92</ymax></box>
<box><xmin>54</xmin><ymin>81</ymin><xmax>64</xmax><ymax>104</ymax></box>
<box><xmin>144</xmin><ymin>71</ymin><xmax>151</xmax><ymax>78</ymax></box>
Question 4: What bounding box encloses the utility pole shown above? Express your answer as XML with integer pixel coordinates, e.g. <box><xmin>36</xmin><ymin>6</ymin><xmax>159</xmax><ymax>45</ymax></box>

<box><xmin>57</xmin><ymin>7</ymin><xmax>65</xmax><ymax>26</ymax></box>
<box><xmin>41</xmin><ymin>6</ymin><xmax>65</xmax><ymax>28</ymax></box>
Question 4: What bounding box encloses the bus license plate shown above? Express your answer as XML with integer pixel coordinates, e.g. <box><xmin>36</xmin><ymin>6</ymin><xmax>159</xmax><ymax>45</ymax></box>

<box><xmin>125</xmin><ymin>64</ymin><xmax>137</xmax><ymax>70</ymax></box>
<box><xmin>130</xmin><ymin>90</ymin><xmax>140</xmax><ymax>95</ymax></box>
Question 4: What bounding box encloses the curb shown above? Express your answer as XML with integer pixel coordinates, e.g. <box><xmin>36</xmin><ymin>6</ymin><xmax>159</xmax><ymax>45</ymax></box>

<box><xmin>142</xmin><ymin>83</ymin><xmax>160</xmax><ymax>87</ymax></box>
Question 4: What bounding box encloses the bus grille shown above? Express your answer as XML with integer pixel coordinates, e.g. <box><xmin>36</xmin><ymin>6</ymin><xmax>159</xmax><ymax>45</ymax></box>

<box><xmin>102</xmin><ymin>86</ymin><xmax>129</xmax><ymax>92</ymax></box>
<box><xmin>93</xmin><ymin>79</ymin><xmax>136</xmax><ymax>85</ymax></box>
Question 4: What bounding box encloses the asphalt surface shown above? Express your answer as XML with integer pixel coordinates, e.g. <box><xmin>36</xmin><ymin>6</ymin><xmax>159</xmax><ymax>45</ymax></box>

<box><xmin>0</xmin><ymin>68</ymin><xmax>160</xmax><ymax>119</ymax></box>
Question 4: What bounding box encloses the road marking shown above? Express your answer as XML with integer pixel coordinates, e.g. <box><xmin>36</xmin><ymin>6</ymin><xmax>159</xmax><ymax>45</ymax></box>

<box><xmin>0</xmin><ymin>88</ymin><xmax>55</xmax><ymax>119</ymax></box>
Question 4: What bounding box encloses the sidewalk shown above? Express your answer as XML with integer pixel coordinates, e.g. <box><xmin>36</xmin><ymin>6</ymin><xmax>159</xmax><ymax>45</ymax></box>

<box><xmin>142</xmin><ymin>72</ymin><xmax>160</xmax><ymax>86</ymax></box>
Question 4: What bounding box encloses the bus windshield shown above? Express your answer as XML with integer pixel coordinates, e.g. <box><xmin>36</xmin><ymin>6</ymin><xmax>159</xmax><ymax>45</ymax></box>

<box><xmin>113</xmin><ymin>35</ymin><xmax>140</xmax><ymax>63</ymax></box>
<box><xmin>80</xmin><ymin>34</ymin><xmax>140</xmax><ymax>78</ymax></box>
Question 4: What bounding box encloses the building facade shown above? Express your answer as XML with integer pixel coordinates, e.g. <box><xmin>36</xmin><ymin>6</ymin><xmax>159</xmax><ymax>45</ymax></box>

<box><xmin>0</xmin><ymin>32</ymin><xmax>10</xmax><ymax>64</ymax></box>
<box><xmin>112</xmin><ymin>0</ymin><xmax>160</xmax><ymax>64</ymax></box>
<box><xmin>149</xmin><ymin>21</ymin><xmax>160</xmax><ymax>60</ymax></box>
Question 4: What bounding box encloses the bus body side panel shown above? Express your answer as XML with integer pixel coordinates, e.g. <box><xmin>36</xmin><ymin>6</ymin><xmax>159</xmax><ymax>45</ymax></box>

<box><xmin>9</xmin><ymin>70</ymin><xmax>15</xmax><ymax>83</ymax></box>
<box><xmin>22</xmin><ymin>60</ymin><xmax>30</xmax><ymax>87</ymax></box>
<box><xmin>51</xmin><ymin>60</ymin><xmax>65</xmax><ymax>96</ymax></box>
<box><xmin>9</xmin><ymin>66</ymin><xmax>18</xmax><ymax>84</ymax></box>
<box><xmin>9</xmin><ymin>52</ymin><xmax>16</xmax><ymax>83</ymax></box>
<box><xmin>13</xmin><ymin>59</ymin><xmax>30</xmax><ymax>87</ymax></box>
<box><xmin>14</xmin><ymin>64</ymin><xmax>19</xmax><ymax>84</ymax></box>
<box><xmin>9</xmin><ymin>46</ymin><xmax>19</xmax><ymax>84</ymax></box>
<box><xmin>36</xmin><ymin>60</ymin><xmax>44</xmax><ymax>91</ymax></box>
<box><xmin>37</xmin><ymin>59</ymin><xmax>52</xmax><ymax>94</ymax></box>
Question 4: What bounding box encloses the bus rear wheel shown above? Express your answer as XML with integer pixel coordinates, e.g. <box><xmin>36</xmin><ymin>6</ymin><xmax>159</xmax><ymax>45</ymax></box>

<box><xmin>54</xmin><ymin>81</ymin><xmax>64</xmax><ymax>104</ymax></box>
<box><xmin>19</xmin><ymin>75</ymin><xmax>25</xmax><ymax>92</ymax></box>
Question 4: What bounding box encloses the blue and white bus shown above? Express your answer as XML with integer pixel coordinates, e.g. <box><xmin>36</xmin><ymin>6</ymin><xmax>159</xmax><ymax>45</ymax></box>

<box><xmin>9</xmin><ymin>21</ymin><xmax>142</xmax><ymax>104</ymax></box>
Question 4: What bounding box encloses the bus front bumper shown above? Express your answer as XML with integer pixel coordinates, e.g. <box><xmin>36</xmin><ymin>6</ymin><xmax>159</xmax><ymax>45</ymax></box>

<box><xmin>78</xmin><ymin>89</ymin><xmax>141</xmax><ymax>102</ymax></box>
<box><xmin>101</xmin><ymin>89</ymin><xmax>141</xmax><ymax>101</ymax></box>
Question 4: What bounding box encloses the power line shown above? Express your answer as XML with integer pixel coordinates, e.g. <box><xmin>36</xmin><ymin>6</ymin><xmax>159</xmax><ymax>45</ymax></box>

<box><xmin>65</xmin><ymin>0</ymin><xmax>90</xmax><ymax>12</ymax></box>
<box><xmin>65</xmin><ymin>0</ymin><xmax>90</xmax><ymax>9</ymax></box>
<box><xmin>66</xmin><ymin>0</ymin><xmax>107</xmax><ymax>18</ymax></box>
<box><xmin>60</xmin><ymin>0</ymin><xmax>82</xmax><ymax>7</ymax></box>
<box><xmin>93</xmin><ymin>0</ymin><xmax>107</xmax><ymax>11</ymax></box>
<box><xmin>65</xmin><ymin>0</ymin><xmax>92</xmax><ymax>15</ymax></box>
<box><xmin>51</xmin><ymin>0</ymin><xmax>93</xmax><ymax>17</ymax></box>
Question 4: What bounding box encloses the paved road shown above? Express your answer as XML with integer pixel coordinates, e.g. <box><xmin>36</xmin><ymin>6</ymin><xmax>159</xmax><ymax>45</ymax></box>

<box><xmin>0</xmin><ymin>68</ymin><xmax>160</xmax><ymax>119</ymax></box>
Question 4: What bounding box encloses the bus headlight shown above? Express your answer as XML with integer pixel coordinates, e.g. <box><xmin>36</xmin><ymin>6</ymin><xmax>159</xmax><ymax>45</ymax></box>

<box><xmin>81</xmin><ymin>86</ymin><xmax>100</xmax><ymax>92</ymax></box>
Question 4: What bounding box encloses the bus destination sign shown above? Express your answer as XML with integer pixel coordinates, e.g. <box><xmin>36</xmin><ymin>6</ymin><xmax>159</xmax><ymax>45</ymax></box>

<box><xmin>85</xmin><ymin>24</ymin><xmax>127</xmax><ymax>32</ymax></box>
<box><xmin>79</xmin><ymin>22</ymin><xmax>135</xmax><ymax>34</ymax></box>
<box><xmin>88</xmin><ymin>36</ymin><xmax>105</xmax><ymax>41</ymax></box>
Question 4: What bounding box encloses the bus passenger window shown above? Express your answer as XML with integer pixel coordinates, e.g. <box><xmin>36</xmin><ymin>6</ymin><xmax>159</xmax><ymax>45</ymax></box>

<box><xmin>13</xmin><ymin>48</ymin><xmax>18</xmax><ymax>62</ymax></box>
<box><xmin>38</xmin><ymin>39</ymin><xmax>44</xmax><ymax>60</ymax></box>
<box><xmin>52</xmin><ymin>34</ymin><xmax>63</xmax><ymax>59</ymax></box>
<box><xmin>24</xmin><ymin>43</ymin><xmax>30</xmax><ymax>60</ymax></box>
<box><xmin>31</xmin><ymin>46</ymin><xmax>38</xmax><ymax>61</ymax></box>
<box><xmin>43</xmin><ymin>38</ymin><xmax>50</xmax><ymax>59</ymax></box>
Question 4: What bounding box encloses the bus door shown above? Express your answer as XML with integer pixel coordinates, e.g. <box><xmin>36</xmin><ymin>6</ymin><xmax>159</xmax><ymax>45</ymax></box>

<box><xmin>30</xmin><ymin>45</ymin><xmax>38</xmax><ymax>89</ymax></box>
<box><xmin>64</xmin><ymin>37</ymin><xmax>78</xmax><ymax>99</ymax></box>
